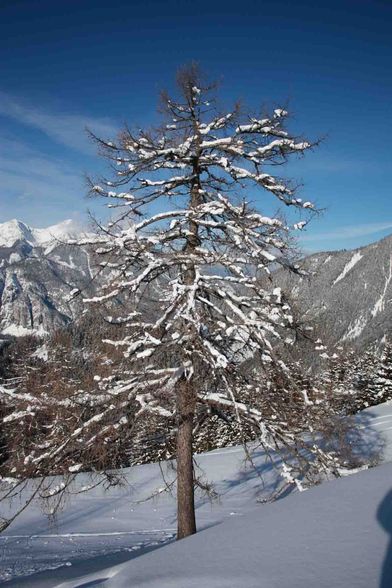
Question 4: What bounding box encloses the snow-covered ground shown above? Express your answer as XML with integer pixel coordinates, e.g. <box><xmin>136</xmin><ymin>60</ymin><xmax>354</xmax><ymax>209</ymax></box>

<box><xmin>1</xmin><ymin>403</ymin><xmax>392</xmax><ymax>587</ymax></box>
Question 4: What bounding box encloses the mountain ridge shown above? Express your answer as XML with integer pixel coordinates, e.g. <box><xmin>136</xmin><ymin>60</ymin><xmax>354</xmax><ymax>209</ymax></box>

<box><xmin>0</xmin><ymin>218</ymin><xmax>89</xmax><ymax>249</ymax></box>
<box><xmin>1</xmin><ymin>218</ymin><xmax>392</xmax><ymax>351</ymax></box>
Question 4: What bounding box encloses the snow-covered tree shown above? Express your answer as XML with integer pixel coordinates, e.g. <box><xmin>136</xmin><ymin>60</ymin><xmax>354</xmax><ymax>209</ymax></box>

<box><xmin>1</xmin><ymin>66</ymin><xmax>349</xmax><ymax>539</ymax></box>
<box><xmin>369</xmin><ymin>339</ymin><xmax>392</xmax><ymax>402</ymax></box>
<box><xmin>350</xmin><ymin>339</ymin><xmax>392</xmax><ymax>410</ymax></box>
<box><xmin>319</xmin><ymin>339</ymin><xmax>392</xmax><ymax>414</ymax></box>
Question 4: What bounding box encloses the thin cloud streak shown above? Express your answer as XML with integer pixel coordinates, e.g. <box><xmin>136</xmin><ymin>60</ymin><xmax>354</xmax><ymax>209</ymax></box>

<box><xmin>0</xmin><ymin>139</ymin><xmax>90</xmax><ymax>225</ymax></box>
<box><xmin>0</xmin><ymin>139</ymin><xmax>82</xmax><ymax>189</ymax></box>
<box><xmin>0</xmin><ymin>91</ymin><xmax>118</xmax><ymax>154</ymax></box>
<box><xmin>300</xmin><ymin>222</ymin><xmax>392</xmax><ymax>242</ymax></box>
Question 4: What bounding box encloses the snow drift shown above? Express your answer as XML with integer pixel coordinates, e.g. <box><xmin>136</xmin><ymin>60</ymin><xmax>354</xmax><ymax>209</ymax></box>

<box><xmin>62</xmin><ymin>463</ymin><xmax>392</xmax><ymax>588</ymax></box>
<box><xmin>1</xmin><ymin>403</ymin><xmax>392</xmax><ymax>587</ymax></box>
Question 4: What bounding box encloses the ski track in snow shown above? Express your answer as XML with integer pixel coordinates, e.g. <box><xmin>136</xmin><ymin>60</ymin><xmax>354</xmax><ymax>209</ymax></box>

<box><xmin>3</xmin><ymin>529</ymin><xmax>176</xmax><ymax>539</ymax></box>
<box><xmin>0</xmin><ymin>531</ymin><xmax>176</xmax><ymax>583</ymax></box>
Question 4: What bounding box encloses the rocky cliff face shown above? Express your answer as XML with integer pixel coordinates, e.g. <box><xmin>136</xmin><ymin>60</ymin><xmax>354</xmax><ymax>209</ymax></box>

<box><xmin>0</xmin><ymin>219</ymin><xmax>93</xmax><ymax>337</ymax></box>
<box><xmin>275</xmin><ymin>234</ymin><xmax>392</xmax><ymax>350</ymax></box>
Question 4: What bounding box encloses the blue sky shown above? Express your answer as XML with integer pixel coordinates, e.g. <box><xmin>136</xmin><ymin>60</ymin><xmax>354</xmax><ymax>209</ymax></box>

<box><xmin>1</xmin><ymin>0</ymin><xmax>391</xmax><ymax>252</ymax></box>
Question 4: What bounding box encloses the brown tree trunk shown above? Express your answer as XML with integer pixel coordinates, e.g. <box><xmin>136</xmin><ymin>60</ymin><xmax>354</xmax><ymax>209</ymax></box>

<box><xmin>176</xmin><ymin>378</ymin><xmax>196</xmax><ymax>539</ymax></box>
<box><xmin>175</xmin><ymin>96</ymin><xmax>201</xmax><ymax>540</ymax></box>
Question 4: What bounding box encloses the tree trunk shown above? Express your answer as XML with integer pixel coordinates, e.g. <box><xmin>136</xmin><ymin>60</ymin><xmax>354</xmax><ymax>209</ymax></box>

<box><xmin>175</xmin><ymin>97</ymin><xmax>200</xmax><ymax>540</ymax></box>
<box><xmin>176</xmin><ymin>378</ymin><xmax>196</xmax><ymax>539</ymax></box>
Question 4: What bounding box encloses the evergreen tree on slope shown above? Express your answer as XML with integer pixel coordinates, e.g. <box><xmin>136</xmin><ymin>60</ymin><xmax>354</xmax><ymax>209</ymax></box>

<box><xmin>1</xmin><ymin>66</ymin><xmax>348</xmax><ymax>538</ymax></box>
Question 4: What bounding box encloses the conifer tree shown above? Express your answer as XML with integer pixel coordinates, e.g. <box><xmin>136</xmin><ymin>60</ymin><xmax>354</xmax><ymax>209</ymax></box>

<box><xmin>0</xmin><ymin>66</ymin><xmax>347</xmax><ymax>539</ymax></box>
<box><xmin>369</xmin><ymin>339</ymin><xmax>392</xmax><ymax>404</ymax></box>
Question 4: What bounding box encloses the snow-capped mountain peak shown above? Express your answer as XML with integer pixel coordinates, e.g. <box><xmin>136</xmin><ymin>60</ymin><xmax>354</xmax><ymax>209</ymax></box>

<box><xmin>0</xmin><ymin>219</ymin><xmax>35</xmax><ymax>248</ymax></box>
<box><xmin>0</xmin><ymin>219</ymin><xmax>85</xmax><ymax>248</ymax></box>
<box><xmin>0</xmin><ymin>218</ymin><xmax>95</xmax><ymax>338</ymax></box>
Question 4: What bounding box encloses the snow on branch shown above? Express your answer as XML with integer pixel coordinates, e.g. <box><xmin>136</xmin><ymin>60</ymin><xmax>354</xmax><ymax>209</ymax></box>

<box><xmin>1</xmin><ymin>69</ymin><xmax>348</xmax><ymax>508</ymax></box>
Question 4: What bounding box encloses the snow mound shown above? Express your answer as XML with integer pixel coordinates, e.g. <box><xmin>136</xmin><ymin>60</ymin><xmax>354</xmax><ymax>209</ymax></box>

<box><xmin>59</xmin><ymin>463</ymin><xmax>392</xmax><ymax>588</ymax></box>
<box><xmin>2</xmin><ymin>403</ymin><xmax>392</xmax><ymax>587</ymax></box>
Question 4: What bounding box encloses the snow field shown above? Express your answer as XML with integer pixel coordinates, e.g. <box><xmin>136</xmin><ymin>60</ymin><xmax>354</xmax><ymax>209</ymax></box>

<box><xmin>0</xmin><ymin>403</ymin><xmax>392</xmax><ymax>586</ymax></box>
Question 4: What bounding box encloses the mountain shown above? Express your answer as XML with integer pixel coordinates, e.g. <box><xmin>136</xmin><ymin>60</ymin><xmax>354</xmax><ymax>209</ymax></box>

<box><xmin>275</xmin><ymin>233</ymin><xmax>392</xmax><ymax>350</ymax></box>
<box><xmin>0</xmin><ymin>219</ymin><xmax>85</xmax><ymax>249</ymax></box>
<box><xmin>0</xmin><ymin>219</ymin><xmax>94</xmax><ymax>338</ymax></box>
<box><xmin>1</xmin><ymin>218</ymin><xmax>392</xmax><ymax>352</ymax></box>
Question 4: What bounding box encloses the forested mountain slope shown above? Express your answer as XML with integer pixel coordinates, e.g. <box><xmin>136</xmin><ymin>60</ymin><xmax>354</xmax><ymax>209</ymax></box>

<box><xmin>276</xmin><ymin>233</ymin><xmax>392</xmax><ymax>349</ymax></box>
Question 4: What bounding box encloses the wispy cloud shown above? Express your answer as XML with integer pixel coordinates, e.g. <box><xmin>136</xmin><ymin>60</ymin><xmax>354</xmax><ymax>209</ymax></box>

<box><xmin>300</xmin><ymin>222</ymin><xmax>392</xmax><ymax>242</ymax></box>
<box><xmin>0</xmin><ymin>91</ymin><xmax>118</xmax><ymax>154</ymax></box>
<box><xmin>0</xmin><ymin>139</ymin><xmax>93</xmax><ymax>225</ymax></box>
